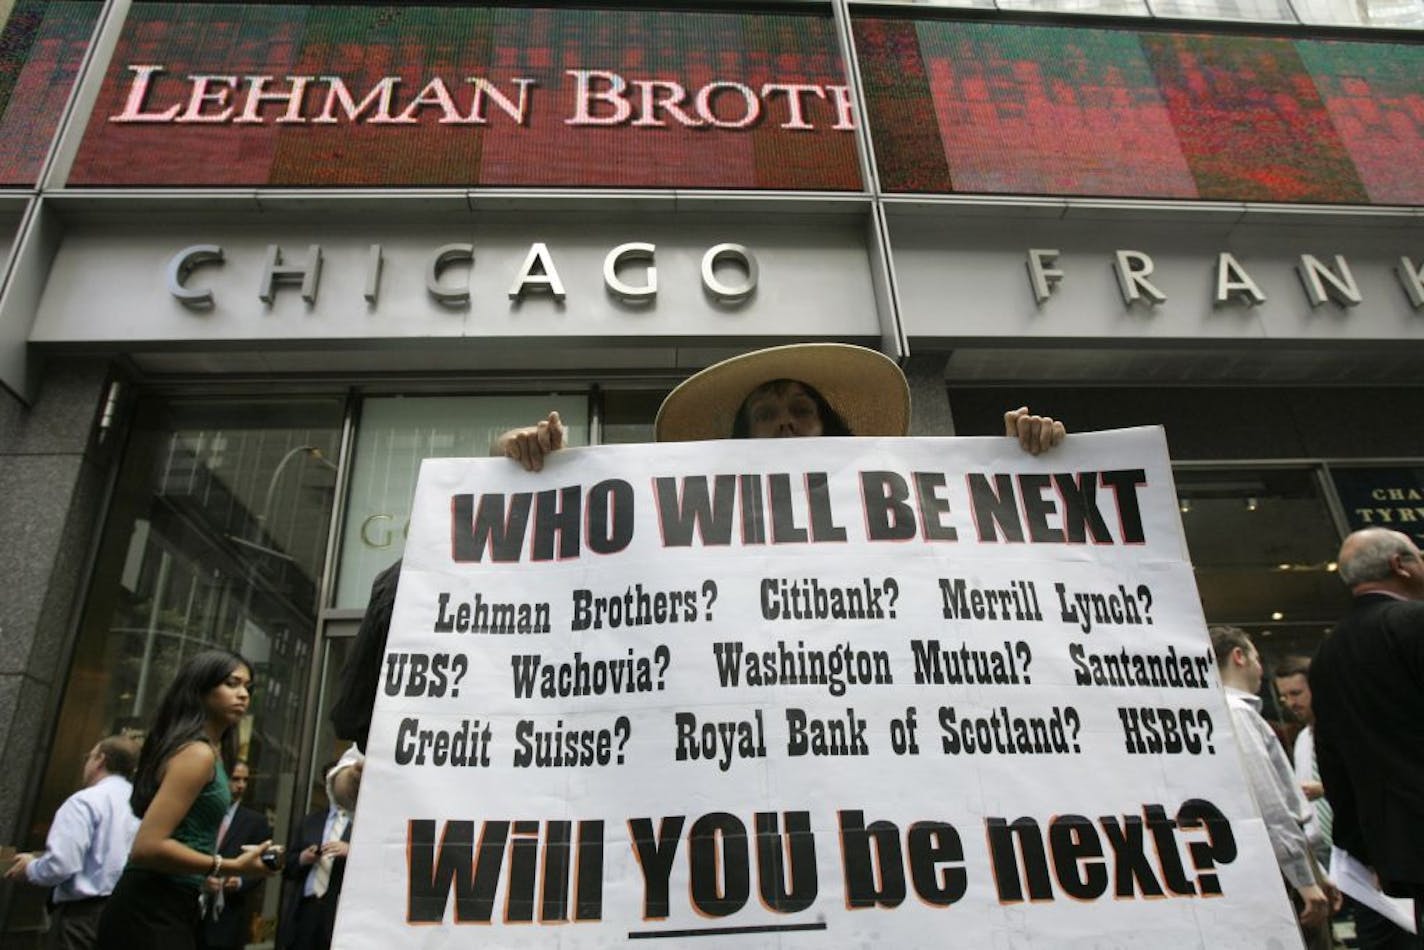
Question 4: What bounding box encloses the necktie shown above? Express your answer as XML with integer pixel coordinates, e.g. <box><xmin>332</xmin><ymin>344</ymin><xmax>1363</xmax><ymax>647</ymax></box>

<box><xmin>217</xmin><ymin>806</ymin><xmax>235</xmax><ymax>849</ymax></box>
<box><xmin>312</xmin><ymin>810</ymin><xmax>349</xmax><ymax>899</ymax></box>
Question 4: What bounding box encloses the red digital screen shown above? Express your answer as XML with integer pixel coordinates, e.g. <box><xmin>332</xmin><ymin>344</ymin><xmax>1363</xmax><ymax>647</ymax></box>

<box><xmin>68</xmin><ymin>3</ymin><xmax>860</xmax><ymax>190</ymax></box>
<box><xmin>855</xmin><ymin>15</ymin><xmax>1424</xmax><ymax>205</ymax></box>
<box><xmin>0</xmin><ymin>1</ymin><xmax>101</xmax><ymax>186</ymax></box>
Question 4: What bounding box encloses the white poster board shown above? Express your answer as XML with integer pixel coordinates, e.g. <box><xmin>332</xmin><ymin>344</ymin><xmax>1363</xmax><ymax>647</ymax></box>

<box><xmin>333</xmin><ymin>427</ymin><xmax>1301</xmax><ymax>948</ymax></box>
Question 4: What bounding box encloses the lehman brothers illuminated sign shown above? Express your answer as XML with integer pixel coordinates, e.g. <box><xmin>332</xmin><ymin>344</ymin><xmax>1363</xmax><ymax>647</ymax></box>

<box><xmin>113</xmin><ymin>66</ymin><xmax>854</xmax><ymax>131</ymax></box>
<box><xmin>69</xmin><ymin>4</ymin><xmax>859</xmax><ymax>189</ymax></box>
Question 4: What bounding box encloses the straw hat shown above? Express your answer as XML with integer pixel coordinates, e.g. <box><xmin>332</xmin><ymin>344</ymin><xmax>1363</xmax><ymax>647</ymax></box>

<box><xmin>654</xmin><ymin>343</ymin><xmax>910</xmax><ymax>442</ymax></box>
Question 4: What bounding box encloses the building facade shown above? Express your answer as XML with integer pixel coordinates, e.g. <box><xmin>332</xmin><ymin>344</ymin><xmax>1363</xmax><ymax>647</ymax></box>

<box><xmin>1</xmin><ymin>0</ymin><xmax>1421</xmax><ymax>942</ymax></box>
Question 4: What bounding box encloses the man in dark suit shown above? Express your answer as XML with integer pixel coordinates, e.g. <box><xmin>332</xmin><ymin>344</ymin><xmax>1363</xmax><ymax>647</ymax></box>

<box><xmin>1311</xmin><ymin>527</ymin><xmax>1424</xmax><ymax>940</ymax></box>
<box><xmin>277</xmin><ymin>753</ymin><xmax>362</xmax><ymax>950</ymax></box>
<box><xmin>200</xmin><ymin>759</ymin><xmax>272</xmax><ymax>950</ymax></box>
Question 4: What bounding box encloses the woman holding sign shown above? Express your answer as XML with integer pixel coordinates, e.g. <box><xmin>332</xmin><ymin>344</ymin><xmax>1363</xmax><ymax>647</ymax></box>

<box><xmin>331</xmin><ymin>344</ymin><xmax>1064</xmax><ymax>755</ymax></box>
<box><xmin>497</xmin><ymin>342</ymin><xmax>1064</xmax><ymax>470</ymax></box>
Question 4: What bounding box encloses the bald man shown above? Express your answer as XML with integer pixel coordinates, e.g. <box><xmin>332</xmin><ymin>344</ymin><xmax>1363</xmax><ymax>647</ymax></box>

<box><xmin>1311</xmin><ymin>528</ymin><xmax>1424</xmax><ymax>941</ymax></box>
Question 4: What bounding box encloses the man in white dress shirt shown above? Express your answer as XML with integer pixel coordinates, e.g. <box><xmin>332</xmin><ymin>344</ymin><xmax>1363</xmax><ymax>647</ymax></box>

<box><xmin>5</xmin><ymin>736</ymin><xmax>141</xmax><ymax>950</ymax></box>
<box><xmin>1213</xmin><ymin>627</ymin><xmax>1337</xmax><ymax>949</ymax></box>
<box><xmin>1274</xmin><ymin>656</ymin><xmax>1332</xmax><ymax>866</ymax></box>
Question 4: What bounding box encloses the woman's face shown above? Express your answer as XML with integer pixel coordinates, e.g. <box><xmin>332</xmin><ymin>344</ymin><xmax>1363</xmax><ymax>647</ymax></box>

<box><xmin>742</xmin><ymin>381</ymin><xmax>824</xmax><ymax>439</ymax></box>
<box><xmin>205</xmin><ymin>663</ymin><xmax>252</xmax><ymax>726</ymax></box>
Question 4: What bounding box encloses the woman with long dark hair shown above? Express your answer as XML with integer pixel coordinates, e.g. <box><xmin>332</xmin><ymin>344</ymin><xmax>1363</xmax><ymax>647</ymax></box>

<box><xmin>97</xmin><ymin>650</ymin><xmax>275</xmax><ymax>948</ymax></box>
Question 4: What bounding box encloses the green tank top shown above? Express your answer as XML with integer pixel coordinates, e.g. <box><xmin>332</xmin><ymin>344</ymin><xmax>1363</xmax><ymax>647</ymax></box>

<box><xmin>171</xmin><ymin>753</ymin><xmax>231</xmax><ymax>890</ymax></box>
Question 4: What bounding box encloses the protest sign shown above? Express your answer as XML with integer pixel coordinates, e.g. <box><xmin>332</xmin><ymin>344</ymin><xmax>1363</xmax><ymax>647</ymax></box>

<box><xmin>332</xmin><ymin>427</ymin><xmax>1300</xmax><ymax>948</ymax></box>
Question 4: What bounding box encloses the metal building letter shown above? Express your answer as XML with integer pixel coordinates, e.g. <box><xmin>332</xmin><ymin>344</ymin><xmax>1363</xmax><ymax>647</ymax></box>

<box><xmin>701</xmin><ymin>244</ymin><xmax>757</xmax><ymax>303</ymax></box>
<box><xmin>259</xmin><ymin>244</ymin><xmax>322</xmax><ymax>304</ymax></box>
<box><xmin>1298</xmin><ymin>254</ymin><xmax>1361</xmax><ymax>307</ymax></box>
<box><xmin>509</xmin><ymin>243</ymin><xmax>567</xmax><ymax>301</ymax></box>
<box><xmin>364</xmin><ymin>244</ymin><xmax>384</xmax><ymax>304</ymax></box>
<box><xmin>167</xmin><ymin>245</ymin><xmax>224</xmax><ymax>308</ymax></box>
<box><xmin>1114</xmin><ymin>251</ymin><xmax>1166</xmax><ymax>305</ymax></box>
<box><xmin>1026</xmin><ymin>249</ymin><xmax>1063</xmax><ymax>304</ymax></box>
<box><xmin>604</xmin><ymin>243</ymin><xmax>657</xmax><ymax>302</ymax></box>
<box><xmin>427</xmin><ymin>244</ymin><xmax>474</xmax><ymax>306</ymax></box>
<box><xmin>1398</xmin><ymin>257</ymin><xmax>1424</xmax><ymax>310</ymax></box>
<box><xmin>1215</xmin><ymin>253</ymin><xmax>1266</xmax><ymax>306</ymax></box>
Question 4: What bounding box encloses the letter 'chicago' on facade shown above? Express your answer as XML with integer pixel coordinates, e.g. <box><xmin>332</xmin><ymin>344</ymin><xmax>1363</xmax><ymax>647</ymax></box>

<box><xmin>166</xmin><ymin>242</ymin><xmax>761</xmax><ymax>308</ymax></box>
<box><xmin>166</xmin><ymin>241</ymin><xmax>1424</xmax><ymax>312</ymax></box>
<box><xmin>111</xmin><ymin>66</ymin><xmax>856</xmax><ymax>131</ymax></box>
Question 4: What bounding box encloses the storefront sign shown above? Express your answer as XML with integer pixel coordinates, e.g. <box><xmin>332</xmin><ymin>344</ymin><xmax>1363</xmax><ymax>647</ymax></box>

<box><xmin>1028</xmin><ymin>248</ymin><xmax>1424</xmax><ymax>310</ymax></box>
<box><xmin>1330</xmin><ymin>467</ymin><xmax>1424</xmax><ymax>547</ymax></box>
<box><xmin>111</xmin><ymin>65</ymin><xmax>852</xmax><ymax>132</ymax></box>
<box><xmin>334</xmin><ymin>428</ymin><xmax>1298</xmax><ymax>947</ymax></box>
<box><xmin>27</xmin><ymin>215</ymin><xmax>881</xmax><ymax>345</ymax></box>
<box><xmin>167</xmin><ymin>241</ymin><xmax>759</xmax><ymax>308</ymax></box>
<box><xmin>164</xmin><ymin>240</ymin><xmax>1422</xmax><ymax>313</ymax></box>
<box><xmin>855</xmin><ymin>16</ymin><xmax>1424</xmax><ymax>205</ymax></box>
<box><xmin>69</xmin><ymin>4</ymin><xmax>859</xmax><ymax>189</ymax></box>
<box><xmin>889</xmin><ymin>213</ymin><xmax>1424</xmax><ymax>342</ymax></box>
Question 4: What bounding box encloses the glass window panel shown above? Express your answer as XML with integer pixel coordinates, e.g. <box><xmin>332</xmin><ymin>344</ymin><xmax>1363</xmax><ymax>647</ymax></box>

<box><xmin>1175</xmin><ymin>467</ymin><xmax>1349</xmax><ymax>665</ymax></box>
<box><xmin>855</xmin><ymin>0</ymin><xmax>998</xmax><ymax>8</ymax></box>
<box><xmin>601</xmin><ymin>390</ymin><xmax>670</xmax><ymax>446</ymax></box>
<box><xmin>998</xmin><ymin>0</ymin><xmax>1151</xmax><ymax>15</ymax></box>
<box><xmin>0</xmin><ymin>208</ymin><xmax>21</xmax><ymax>267</ymax></box>
<box><xmin>335</xmin><ymin>395</ymin><xmax>588</xmax><ymax>608</ymax></box>
<box><xmin>1151</xmin><ymin>0</ymin><xmax>1297</xmax><ymax>20</ymax></box>
<box><xmin>1294</xmin><ymin>0</ymin><xmax>1424</xmax><ymax>26</ymax></box>
<box><xmin>25</xmin><ymin>395</ymin><xmax>343</xmax><ymax>945</ymax></box>
<box><xmin>305</xmin><ymin>635</ymin><xmax>356</xmax><ymax>814</ymax></box>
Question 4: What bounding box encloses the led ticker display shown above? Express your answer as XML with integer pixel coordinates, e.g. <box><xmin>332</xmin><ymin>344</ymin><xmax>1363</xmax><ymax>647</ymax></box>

<box><xmin>1298</xmin><ymin>39</ymin><xmax>1424</xmax><ymax>206</ymax></box>
<box><xmin>855</xmin><ymin>16</ymin><xmax>1423</xmax><ymax>205</ymax></box>
<box><xmin>68</xmin><ymin>4</ymin><xmax>860</xmax><ymax>190</ymax></box>
<box><xmin>0</xmin><ymin>1</ymin><xmax>102</xmax><ymax>186</ymax></box>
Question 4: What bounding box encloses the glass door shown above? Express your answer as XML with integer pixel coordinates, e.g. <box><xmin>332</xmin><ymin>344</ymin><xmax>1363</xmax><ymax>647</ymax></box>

<box><xmin>20</xmin><ymin>395</ymin><xmax>344</xmax><ymax>946</ymax></box>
